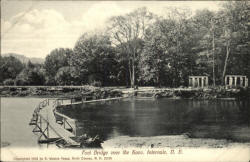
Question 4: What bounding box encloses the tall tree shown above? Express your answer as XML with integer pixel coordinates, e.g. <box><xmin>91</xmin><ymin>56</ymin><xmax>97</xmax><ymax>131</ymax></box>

<box><xmin>139</xmin><ymin>19</ymin><xmax>172</xmax><ymax>87</ymax></box>
<box><xmin>0</xmin><ymin>56</ymin><xmax>24</xmax><ymax>83</ymax></box>
<box><xmin>16</xmin><ymin>62</ymin><xmax>45</xmax><ymax>85</ymax></box>
<box><xmin>162</xmin><ymin>7</ymin><xmax>196</xmax><ymax>87</ymax></box>
<box><xmin>220</xmin><ymin>1</ymin><xmax>250</xmax><ymax>84</ymax></box>
<box><xmin>44</xmin><ymin>48</ymin><xmax>73</xmax><ymax>85</ymax></box>
<box><xmin>108</xmin><ymin>7</ymin><xmax>155</xmax><ymax>88</ymax></box>
<box><xmin>71</xmin><ymin>32</ymin><xmax>117</xmax><ymax>85</ymax></box>
<box><xmin>55</xmin><ymin>66</ymin><xmax>74</xmax><ymax>85</ymax></box>
<box><xmin>192</xmin><ymin>9</ymin><xmax>224</xmax><ymax>85</ymax></box>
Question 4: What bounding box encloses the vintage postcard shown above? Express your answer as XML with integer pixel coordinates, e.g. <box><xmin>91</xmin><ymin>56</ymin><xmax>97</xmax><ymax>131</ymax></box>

<box><xmin>1</xmin><ymin>0</ymin><xmax>250</xmax><ymax>161</ymax></box>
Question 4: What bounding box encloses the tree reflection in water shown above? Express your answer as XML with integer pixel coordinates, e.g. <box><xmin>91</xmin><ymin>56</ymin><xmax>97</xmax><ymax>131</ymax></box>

<box><xmin>57</xmin><ymin>98</ymin><xmax>250</xmax><ymax>142</ymax></box>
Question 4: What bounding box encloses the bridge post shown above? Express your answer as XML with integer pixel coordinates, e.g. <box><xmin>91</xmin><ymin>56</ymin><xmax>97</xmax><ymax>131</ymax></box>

<box><xmin>40</xmin><ymin>115</ymin><xmax>42</xmax><ymax>129</ymax></box>
<box><xmin>47</xmin><ymin>122</ymin><xmax>49</xmax><ymax>138</ymax></box>
<box><xmin>63</xmin><ymin>118</ymin><xmax>65</xmax><ymax>129</ymax></box>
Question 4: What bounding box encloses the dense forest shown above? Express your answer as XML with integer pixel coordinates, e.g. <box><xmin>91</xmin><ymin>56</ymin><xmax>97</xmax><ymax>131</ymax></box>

<box><xmin>1</xmin><ymin>1</ymin><xmax>249</xmax><ymax>87</ymax></box>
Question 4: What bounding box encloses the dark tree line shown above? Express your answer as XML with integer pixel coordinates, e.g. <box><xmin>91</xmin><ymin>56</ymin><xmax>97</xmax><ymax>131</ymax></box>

<box><xmin>0</xmin><ymin>55</ymin><xmax>45</xmax><ymax>85</ymax></box>
<box><xmin>1</xmin><ymin>2</ymin><xmax>249</xmax><ymax>87</ymax></box>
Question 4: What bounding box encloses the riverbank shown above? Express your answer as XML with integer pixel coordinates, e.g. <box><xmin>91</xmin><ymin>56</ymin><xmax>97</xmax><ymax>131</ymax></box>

<box><xmin>188</xmin><ymin>125</ymin><xmax>250</xmax><ymax>143</ymax></box>
<box><xmin>0</xmin><ymin>86</ymin><xmax>123</xmax><ymax>100</ymax></box>
<box><xmin>1</xmin><ymin>86</ymin><xmax>250</xmax><ymax>100</ymax></box>
<box><xmin>143</xmin><ymin>87</ymin><xmax>250</xmax><ymax>100</ymax></box>
<box><xmin>102</xmin><ymin>135</ymin><xmax>250</xmax><ymax>148</ymax></box>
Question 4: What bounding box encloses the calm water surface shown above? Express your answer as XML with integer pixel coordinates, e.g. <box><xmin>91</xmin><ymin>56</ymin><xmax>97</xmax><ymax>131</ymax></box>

<box><xmin>58</xmin><ymin>98</ymin><xmax>250</xmax><ymax>141</ymax></box>
<box><xmin>1</xmin><ymin>97</ymin><xmax>249</xmax><ymax>148</ymax></box>
<box><xmin>1</xmin><ymin>97</ymin><xmax>44</xmax><ymax>147</ymax></box>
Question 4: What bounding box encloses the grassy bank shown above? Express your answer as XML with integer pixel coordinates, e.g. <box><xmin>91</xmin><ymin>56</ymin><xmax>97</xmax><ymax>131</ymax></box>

<box><xmin>136</xmin><ymin>87</ymin><xmax>250</xmax><ymax>100</ymax></box>
<box><xmin>0</xmin><ymin>86</ymin><xmax>123</xmax><ymax>100</ymax></box>
<box><xmin>1</xmin><ymin>86</ymin><xmax>250</xmax><ymax>100</ymax></box>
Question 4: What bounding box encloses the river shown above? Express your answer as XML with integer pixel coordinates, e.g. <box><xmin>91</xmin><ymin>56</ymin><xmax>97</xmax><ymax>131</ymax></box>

<box><xmin>57</xmin><ymin>98</ymin><xmax>250</xmax><ymax>147</ymax></box>
<box><xmin>1</xmin><ymin>97</ymin><xmax>250</xmax><ymax>148</ymax></box>
<box><xmin>1</xmin><ymin>97</ymin><xmax>46</xmax><ymax>148</ymax></box>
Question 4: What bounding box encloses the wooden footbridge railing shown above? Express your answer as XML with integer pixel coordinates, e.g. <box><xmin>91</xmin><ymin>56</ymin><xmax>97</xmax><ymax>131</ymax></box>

<box><xmin>29</xmin><ymin>97</ymin><xmax>127</xmax><ymax>148</ymax></box>
<box><xmin>29</xmin><ymin>98</ymin><xmax>79</xmax><ymax>147</ymax></box>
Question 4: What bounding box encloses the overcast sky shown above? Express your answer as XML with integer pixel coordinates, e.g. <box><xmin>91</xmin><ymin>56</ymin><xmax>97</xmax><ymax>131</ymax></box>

<box><xmin>1</xmin><ymin>1</ymin><xmax>222</xmax><ymax>58</ymax></box>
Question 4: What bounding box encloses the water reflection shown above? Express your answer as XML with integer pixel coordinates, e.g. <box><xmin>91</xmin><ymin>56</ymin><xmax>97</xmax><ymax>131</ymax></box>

<box><xmin>57</xmin><ymin>98</ymin><xmax>250</xmax><ymax>142</ymax></box>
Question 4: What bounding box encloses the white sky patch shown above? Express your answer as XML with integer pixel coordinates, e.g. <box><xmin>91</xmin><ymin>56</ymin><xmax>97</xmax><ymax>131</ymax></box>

<box><xmin>80</xmin><ymin>2</ymin><xmax>130</xmax><ymax>30</ymax></box>
<box><xmin>2</xmin><ymin>9</ymin><xmax>84</xmax><ymax>58</ymax></box>
<box><xmin>1</xmin><ymin>1</ymin><xmax>221</xmax><ymax>58</ymax></box>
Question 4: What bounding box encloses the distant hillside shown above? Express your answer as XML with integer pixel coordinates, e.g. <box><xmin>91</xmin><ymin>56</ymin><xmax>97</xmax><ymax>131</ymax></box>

<box><xmin>2</xmin><ymin>53</ymin><xmax>44</xmax><ymax>64</ymax></box>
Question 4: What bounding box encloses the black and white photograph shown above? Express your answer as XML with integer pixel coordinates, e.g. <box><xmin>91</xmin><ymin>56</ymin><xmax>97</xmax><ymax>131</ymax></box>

<box><xmin>1</xmin><ymin>1</ymin><xmax>250</xmax><ymax>161</ymax></box>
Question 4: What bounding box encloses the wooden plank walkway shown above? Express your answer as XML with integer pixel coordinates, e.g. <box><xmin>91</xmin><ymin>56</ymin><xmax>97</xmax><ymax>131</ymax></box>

<box><xmin>38</xmin><ymin>102</ymin><xmax>78</xmax><ymax>145</ymax></box>
<box><xmin>30</xmin><ymin>97</ymin><xmax>129</xmax><ymax>147</ymax></box>
<box><xmin>60</xmin><ymin>97</ymin><xmax>128</xmax><ymax>106</ymax></box>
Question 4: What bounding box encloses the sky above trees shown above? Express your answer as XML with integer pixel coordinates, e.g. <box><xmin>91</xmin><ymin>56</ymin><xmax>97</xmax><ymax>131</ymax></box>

<box><xmin>1</xmin><ymin>1</ymin><xmax>249</xmax><ymax>87</ymax></box>
<box><xmin>1</xmin><ymin>1</ymin><xmax>221</xmax><ymax>58</ymax></box>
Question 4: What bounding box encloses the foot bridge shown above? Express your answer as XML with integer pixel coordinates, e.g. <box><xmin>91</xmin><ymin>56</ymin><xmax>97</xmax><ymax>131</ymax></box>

<box><xmin>29</xmin><ymin>97</ymin><xmax>126</xmax><ymax>148</ymax></box>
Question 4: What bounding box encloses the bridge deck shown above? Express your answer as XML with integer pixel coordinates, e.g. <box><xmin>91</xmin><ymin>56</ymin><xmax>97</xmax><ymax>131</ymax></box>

<box><xmin>39</xmin><ymin>103</ymin><xmax>78</xmax><ymax>145</ymax></box>
<box><xmin>32</xmin><ymin>97</ymin><xmax>126</xmax><ymax>147</ymax></box>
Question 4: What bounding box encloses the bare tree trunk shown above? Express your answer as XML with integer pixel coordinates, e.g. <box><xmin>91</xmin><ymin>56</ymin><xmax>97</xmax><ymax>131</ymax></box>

<box><xmin>128</xmin><ymin>58</ymin><xmax>132</xmax><ymax>87</ymax></box>
<box><xmin>157</xmin><ymin>56</ymin><xmax>160</xmax><ymax>87</ymax></box>
<box><xmin>222</xmin><ymin>40</ymin><xmax>230</xmax><ymax>85</ymax></box>
<box><xmin>131</xmin><ymin>58</ymin><xmax>135</xmax><ymax>88</ymax></box>
<box><xmin>212</xmin><ymin>20</ymin><xmax>216</xmax><ymax>87</ymax></box>
<box><xmin>131</xmin><ymin>44</ymin><xmax>137</xmax><ymax>89</ymax></box>
<box><xmin>131</xmin><ymin>46</ymin><xmax>136</xmax><ymax>88</ymax></box>
<box><xmin>157</xmin><ymin>71</ymin><xmax>160</xmax><ymax>88</ymax></box>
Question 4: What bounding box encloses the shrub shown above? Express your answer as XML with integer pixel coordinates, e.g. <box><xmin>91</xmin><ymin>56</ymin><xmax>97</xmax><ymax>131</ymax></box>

<box><xmin>3</xmin><ymin>79</ymin><xmax>15</xmax><ymax>85</ymax></box>
<box><xmin>15</xmin><ymin>78</ymin><xmax>28</xmax><ymax>86</ymax></box>
<box><xmin>62</xmin><ymin>87</ymin><xmax>75</xmax><ymax>92</ymax></box>
<box><xmin>90</xmin><ymin>81</ymin><xmax>102</xmax><ymax>87</ymax></box>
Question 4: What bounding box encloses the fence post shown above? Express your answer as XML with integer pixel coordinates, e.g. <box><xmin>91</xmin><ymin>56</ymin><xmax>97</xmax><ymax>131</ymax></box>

<box><xmin>40</xmin><ymin>116</ymin><xmax>42</xmax><ymax>130</ymax></box>
<box><xmin>63</xmin><ymin>118</ymin><xmax>65</xmax><ymax>129</ymax></box>
<box><xmin>47</xmin><ymin>122</ymin><xmax>49</xmax><ymax>138</ymax></box>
